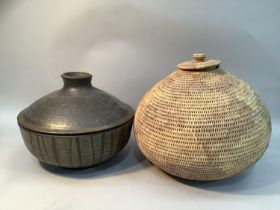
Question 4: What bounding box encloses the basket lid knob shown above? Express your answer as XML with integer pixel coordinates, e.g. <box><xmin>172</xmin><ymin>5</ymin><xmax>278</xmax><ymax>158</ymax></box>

<box><xmin>177</xmin><ymin>53</ymin><xmax>221</xmax><ymax>71</ymax></box>
<box><xmin>193</xmin><ymin>53</ymin><xmax>206</xmax><ymax>62</ymax></box>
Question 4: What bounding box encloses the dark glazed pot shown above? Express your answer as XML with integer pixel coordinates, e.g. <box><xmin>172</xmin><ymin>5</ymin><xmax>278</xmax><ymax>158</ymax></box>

<box><xmin>17</xmin><ymin>72</ymin><xmax>134</xmax><ymax>168</ymax></box>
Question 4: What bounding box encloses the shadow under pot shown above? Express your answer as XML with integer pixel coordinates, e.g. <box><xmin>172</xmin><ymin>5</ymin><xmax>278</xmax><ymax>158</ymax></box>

<box><xmin>17</xmin><ymin>72</ymin><xmax>134</xmax><ymax>168</ymax></box>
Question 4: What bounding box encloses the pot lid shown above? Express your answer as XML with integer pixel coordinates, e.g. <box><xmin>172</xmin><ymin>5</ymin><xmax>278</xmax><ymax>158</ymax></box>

<box><xmin>177</xmin><ymin>53</ymin><xmax>221</xmax><ymax>71</ymax></box>
<box><xmin>17</xmin><ymin>72</ymin><xmax>134</xmax><ymax>135</ymax></box>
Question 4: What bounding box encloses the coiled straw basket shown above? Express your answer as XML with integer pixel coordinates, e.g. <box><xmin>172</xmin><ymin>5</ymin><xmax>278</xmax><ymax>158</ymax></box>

<box><xmin>134</xmin><ymin>53</ymin><xmax>271</xmax><ymax>181</ymax></box>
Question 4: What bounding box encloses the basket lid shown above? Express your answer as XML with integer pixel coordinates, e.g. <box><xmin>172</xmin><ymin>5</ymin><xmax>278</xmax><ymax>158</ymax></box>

<box><xmin>177</xmin><ymin>53</ymin><xmax>221</xmax><ymax>71</ymax></box>
<box><xmin>17</xmin><ymin>72</ymin><xmax>134</xmax><ymax>135</ymax></box>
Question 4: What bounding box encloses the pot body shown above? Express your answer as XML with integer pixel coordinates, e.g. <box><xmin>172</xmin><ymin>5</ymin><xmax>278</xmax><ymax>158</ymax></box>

<box><xmin>134</xmin><ymin>54</ymin><xmax>272</xmax><ymax>181</ymax></box>
<box><xmin>18</xmin><ymin>72</ymin><xmax>134</xmax><ymax>168</ymax></box>
<box><xmin>19</xmin><ymin>121</ymin><xmax>132</xmax><ymax>168</ymax></box>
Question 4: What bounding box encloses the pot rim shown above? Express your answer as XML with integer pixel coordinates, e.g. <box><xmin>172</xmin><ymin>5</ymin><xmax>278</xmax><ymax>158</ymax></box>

<box><xmin>18</xmin><ymin>117</ymin><xmax>134</xmax><ymax>136</ymax></box>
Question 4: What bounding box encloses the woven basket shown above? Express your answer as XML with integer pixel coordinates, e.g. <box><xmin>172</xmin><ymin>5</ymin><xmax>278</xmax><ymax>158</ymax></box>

<box><xmin>134</xmin><ymin>53</ymin><xmax>271</xmax><ymax>181</ymax></box>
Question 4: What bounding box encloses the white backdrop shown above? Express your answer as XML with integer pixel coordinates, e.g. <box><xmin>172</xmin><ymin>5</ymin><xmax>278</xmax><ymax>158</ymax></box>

<box><xmin>0</xmin><ymin>0</ymin><xmax>279</xmax><ymax>210</ymax></box>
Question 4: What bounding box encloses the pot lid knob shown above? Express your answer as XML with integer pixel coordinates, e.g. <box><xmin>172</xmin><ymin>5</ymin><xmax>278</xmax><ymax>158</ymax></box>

<box><xmin>177</xmin><ymin>53</ymin><xmax>221</xmax><ymax>71</ymax></box>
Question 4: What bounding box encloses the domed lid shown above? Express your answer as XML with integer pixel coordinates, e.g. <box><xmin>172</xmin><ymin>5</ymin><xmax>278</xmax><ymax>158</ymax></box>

<box><xmin>177</xmin><ymin>53</ymin><xmax>221</xmax><ymax>71</ymax></box>
<box><xmin>17</xmin><ymin>72</ymin><xmax>134</xmax><ymax>135</ymax></box>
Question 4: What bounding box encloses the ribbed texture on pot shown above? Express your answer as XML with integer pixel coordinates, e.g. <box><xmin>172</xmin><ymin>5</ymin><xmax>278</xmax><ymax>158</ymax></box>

<box><xmin>134</xmin><ymin>68</ymin><xmax>271</xmax><ymax>180</ymax></box>
<box><xmin>20</xmin><ymin>120</ymin><xmax>132</xmax><ymax>168</ymax></box>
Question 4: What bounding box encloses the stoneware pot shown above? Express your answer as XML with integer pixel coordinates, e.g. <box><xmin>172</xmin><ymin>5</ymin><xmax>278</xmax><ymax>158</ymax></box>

<box><xmin>134</xmin><ymin>53</ymin><xmax>272</xmax><ymax>181</ymax></box>
<box><xmin>17</xmin><ymin>72</ymin><xmax>134</xmax><ymax>168</ymax></box>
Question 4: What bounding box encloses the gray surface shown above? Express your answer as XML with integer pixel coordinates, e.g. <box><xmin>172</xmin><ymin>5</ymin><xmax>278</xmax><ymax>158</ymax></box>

<box><xmin>0</xmin><ymin>0</ymin><xmax>279</xmax><ymax>209</ymax></box>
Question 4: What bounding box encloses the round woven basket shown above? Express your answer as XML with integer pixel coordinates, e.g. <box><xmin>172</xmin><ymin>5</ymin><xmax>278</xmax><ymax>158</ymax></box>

<box><xmin>134</xmin><ymin>53</ymin><xmax>272</xmax><ymax>181</ymax></box>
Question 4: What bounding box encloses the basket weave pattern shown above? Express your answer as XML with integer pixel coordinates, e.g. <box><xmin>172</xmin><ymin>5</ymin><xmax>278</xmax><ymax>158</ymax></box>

<box><xmin>134</xmin><ymin>68</ymin><xmax>271</xmax><ymax>180</ymax></box>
